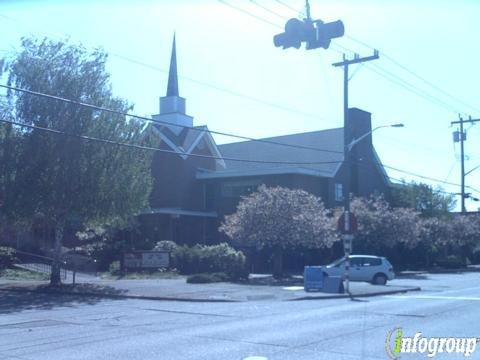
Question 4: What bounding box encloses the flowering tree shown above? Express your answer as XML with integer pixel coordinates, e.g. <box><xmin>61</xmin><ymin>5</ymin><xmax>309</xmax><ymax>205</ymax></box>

<box><xmin>448</xmin><ymin>215</ymin><xmax>480</xmax><ymax>247</ymax></box>
<box><xmin>219</xmin><ymin>185</ymin><xmax>339</xmax><ymax>278</ymax></box>
<box><xmin>417</xmin><ymin>215</ymin><xmax>480</xmax><ymax>266</ymax></box>
<box><xmin>351</xmin><ymin>195</ymin><xmax>420</xmax><ymax>250</ymax></box>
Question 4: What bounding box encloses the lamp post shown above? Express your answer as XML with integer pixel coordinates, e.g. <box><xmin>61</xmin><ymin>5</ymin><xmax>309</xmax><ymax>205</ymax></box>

<box><xmin>341</xmin><ymin>122</ymin><xmax>404</xmax><ymax>295</ymax></box>
<box><xmin>347</xmin><ymin>124</ymin><xmax>404</xmax><ymax>152</ymax></box>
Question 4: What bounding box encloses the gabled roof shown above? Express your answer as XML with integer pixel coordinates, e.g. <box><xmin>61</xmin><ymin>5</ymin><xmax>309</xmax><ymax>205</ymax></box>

<box><xmin>183</xmin><ymin>125</ymin><xmax>207</xmax><ymax>151</ymax></box>
<box><xmin>200</xmin><ymin>128</ymin><xmax>345</xmax><ymax>179</ymax></box>
<box><xmin>149</xmin><ymin>124</ymin><xmax>226</xmax><ymax>168</ymax></box>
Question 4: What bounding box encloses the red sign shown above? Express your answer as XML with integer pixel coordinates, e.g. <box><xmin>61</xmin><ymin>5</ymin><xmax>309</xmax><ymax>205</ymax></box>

<box><xmin>337</xmin><ymin>211</ymin><xmax>358</xmax><ymax>234</ymax></box>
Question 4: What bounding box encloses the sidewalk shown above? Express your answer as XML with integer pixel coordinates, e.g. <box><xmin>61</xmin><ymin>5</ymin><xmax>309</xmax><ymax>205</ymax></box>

<box><xmin>0</xmin><ymin>276</ymin><xmax>420</xmax><ymax>302</ymax></box>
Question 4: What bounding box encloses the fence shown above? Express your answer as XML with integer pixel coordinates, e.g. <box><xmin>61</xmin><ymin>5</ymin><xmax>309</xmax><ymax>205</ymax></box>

<box><xmin>14</xmin><ymin>249</ymin><xmax>67</xmax><ymax>280</ymax></box>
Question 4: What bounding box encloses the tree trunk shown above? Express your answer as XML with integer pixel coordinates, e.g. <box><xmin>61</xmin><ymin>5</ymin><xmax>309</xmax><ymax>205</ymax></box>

<box><xmin>50</xmin><ymin>225</ymin><xmax>63</xmax><ymax>286</ymax></box>
<box><xmin>272</xmin><ymin>246</ymin><xmax>283</xmax><ymax>279</ymax></box>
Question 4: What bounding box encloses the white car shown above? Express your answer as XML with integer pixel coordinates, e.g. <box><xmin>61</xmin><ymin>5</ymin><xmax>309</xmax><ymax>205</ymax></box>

<box><xmin>323</xmin><ymin>255</ymin><xmax>395</xmax><ymax>285</ymax></box>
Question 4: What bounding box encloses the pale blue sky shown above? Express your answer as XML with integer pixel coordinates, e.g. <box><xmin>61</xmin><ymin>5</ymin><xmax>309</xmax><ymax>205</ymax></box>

<box><xmin>1</xmin><ymin>0</ymin><xmax>479</xmax><ymax>210</ymax></box>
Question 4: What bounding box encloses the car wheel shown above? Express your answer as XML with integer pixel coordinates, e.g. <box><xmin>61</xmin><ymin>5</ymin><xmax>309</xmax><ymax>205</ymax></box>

<box><xmin>372</xmin><ymin>273</ymin><xmax>387</xmax><ymax>285</ymax></box>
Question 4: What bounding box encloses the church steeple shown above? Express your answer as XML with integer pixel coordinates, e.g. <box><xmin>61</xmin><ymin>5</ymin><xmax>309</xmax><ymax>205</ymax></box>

<box><xmin>166</xmin><ymin>34</ymin><xmax>179</xmax><ymax>97</ymax></box>
<box><xmin>153</xmin><ymin>34</ymin><xmax>193</xmax><ymax>134</ymax></box>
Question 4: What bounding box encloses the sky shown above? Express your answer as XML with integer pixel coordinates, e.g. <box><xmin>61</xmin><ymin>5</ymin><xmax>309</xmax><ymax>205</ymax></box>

<box><xmin>0</xmin><ymin>0</ymin><xmax>479</xmax><ymax>211</ymax></box>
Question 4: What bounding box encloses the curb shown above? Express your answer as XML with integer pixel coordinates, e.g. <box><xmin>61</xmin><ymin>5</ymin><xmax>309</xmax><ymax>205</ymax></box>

<box><xmin>0</xmin><ymin>284</ymin><xmax>421</xmax><ymax>303</ymax></box>
<box><xmin>0</xmin><ymin>286</ymin><xmax>240</xmax><ymax>303</ymax></box>
<box><xmin>397</xmin><ymin>268</ymin><xmax>480</xmax><ymax>277</ymax></box>
<box><xmin>289</xmin><ymin>286</ymin><xmax>421</xmax><ymax>301</ymax></box>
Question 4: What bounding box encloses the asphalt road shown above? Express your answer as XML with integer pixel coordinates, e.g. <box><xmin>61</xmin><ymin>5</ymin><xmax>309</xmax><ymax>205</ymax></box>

<box><xmin>0</xmin><ymin>273</ymin><xmax>479</xmax><ymax>360</ymax></box>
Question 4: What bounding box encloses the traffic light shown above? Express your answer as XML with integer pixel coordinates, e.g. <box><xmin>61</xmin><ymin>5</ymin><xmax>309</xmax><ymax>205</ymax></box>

<box><xmin>308</xmin><ymin>20</ymin><xmax>344</xmax><ymax>50</ymax></box>
<box><xmin>273</xmin><ymin>18</ymin><xmax>311</xmax><ymax>49</ymax></box>
<box><xmin>273</xmin><ymin>18</ymin><xmax>344</xmax><ymax>50</ymax></box>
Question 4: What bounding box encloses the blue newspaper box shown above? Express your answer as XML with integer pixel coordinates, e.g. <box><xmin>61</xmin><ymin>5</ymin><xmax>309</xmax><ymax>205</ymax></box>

<box><xmin>304</xmin><ymin>266</ymin><xmax>324</xmax><ymax>292</ymax></box>
<box><xmin>322</xmin><ymin>276</ymin><xmax>345</xmax><ymax>294</ymax></box>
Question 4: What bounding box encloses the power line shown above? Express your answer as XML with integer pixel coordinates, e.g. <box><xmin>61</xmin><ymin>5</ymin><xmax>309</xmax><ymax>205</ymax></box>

<box><xmin>5</xmin><ymin>83</ymin><xmax>472</xmax><ymax>192</ymax></box>
<box><xmin>346</xmin><ymin>34</ymin><xmax>480</xmax><ymax>114</ymax></box>
<box><xmin>387</xmin><ymin>175</ymin><xmax>459</xmax><ymax>197</ymax></box>
<box><xmin>249</xmin><ymin>0</ymin><xmax>285</xmax><ymax>20</ymax></box>
<box><xmin>383</xmin><ymin>163</ymin><xmax>480</xmax><ymax>194</ymax></box>
<box><xmin>315</xmin><ymin>41</ymin><xmax>465</xmax><ymax>115</ymax></box>
<box><xmin>218</xmin><ymin>0</ymin><xmax>282</xmax><ymax>29</ymax></box>
<box><xmin>0</xmin><ymin>83</ymin><xmax>343</xmax><ymax>155</ymax></box>
<box><xmin>242</xmin><ymin>5</ymin><xmax>463</xmax><ymax>114</ymax></box>
<box><xmin>3</xmin><ymin>57</ymin><xmax>473</xmax><ymax>194</ymax></box>
<box><xmin>3</xmin><ymin>108</ymin><xmax>472</xmax><ymax>197</ymax></box>
<box><xmin>7</xmin><ymin>112</ymin><xmax>470</xmax><ymax>204</ymax></box>
<box><xmin>0</xmin><ymin>11</ymin><xmax>328</xmax><ymax>124</ymax></box>
<box><xmin>3</xmin><ymin>11</ymin><xmax>475</xmax><ymax>195</ymax></box>
<box><xmin>364</xmin><ymin>63</ymin><xmax>460</xmax><ymax>114</ymax></box>
<box><xmin>110</xmin><ymin>53</ymin><xmax>327</xmax><ymax>123</ymax></box>
<box><xmin>11</xmin><ymin>80</ymin><xmax>468</xmax><ymax>185</ymax></box>
<box><xmin>218</xmin><ymin>2</ymin><xmax>474</xmax><ymax>117</ymax></box>
<box><xmin>378</xmin><ymin>134</ymin><xmax>462</xmax><ymax>158</ymax></box>
<box><xmin>443</xmin><ymin>160</ymin><xmax>458</xmax><ymax>183</ymax></box>
<box><xmin>466</xmin><ymin>163</ymin><xmax>480</xmax><ymax>176</ymax></box>
<box><xmin>0</xmin><ymin>118</ymin><xmax>342</xmax><ymax>166</ymax></box>
<box><xmin>218</xmin><ymin>2</ymin><xmax>468</xmax><ymax>116</ymax></box>
<box><xmin>6</xmin><ymin>112</ymin><xmax>470</xmax><ymax>194</ymax></box>
<box><xmin>274</xmin><ymin>0</ymin><xmax>305</xmax><ymax>17</ymax></box>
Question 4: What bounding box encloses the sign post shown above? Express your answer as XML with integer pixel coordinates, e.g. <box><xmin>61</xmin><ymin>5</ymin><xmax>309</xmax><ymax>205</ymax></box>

<box><xmin>337</xmin><ymin>211</ymin><xmax>357</xmax><ymax>294</ymax></box>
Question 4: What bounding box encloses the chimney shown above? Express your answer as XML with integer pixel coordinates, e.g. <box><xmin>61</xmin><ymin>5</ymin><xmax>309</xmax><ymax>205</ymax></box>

<box><xmin>347</xmin><ymin>108</ymin><xmax>372</xmax><ymax>154</ymax></box>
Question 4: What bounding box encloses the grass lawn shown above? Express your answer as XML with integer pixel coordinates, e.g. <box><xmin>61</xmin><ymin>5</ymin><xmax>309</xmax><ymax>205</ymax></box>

<box><xmin>0</xmin><ymin>268</ymin><xmax>49</xmax><ymax>281</ymax></box>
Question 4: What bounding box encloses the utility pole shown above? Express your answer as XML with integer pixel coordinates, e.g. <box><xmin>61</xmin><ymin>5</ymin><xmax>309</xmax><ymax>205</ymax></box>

<box><xmin>305</xmin><ymin>0</ymin><xmax>311</xmax><ymax>21</ymax></box>
<box><xmin>332</xmin><ymin>51</ymin><xmax>379</xmax><ymax>294</ymax></box>
<box><xmin>460</xmin><ymin>115</ymin><xmax>466</xmax><ymax>213</ymax></box>
<box><xmin>451</xmin><ymin>115</ymin><xmax>480</xmax><ymax>214</ymax></box>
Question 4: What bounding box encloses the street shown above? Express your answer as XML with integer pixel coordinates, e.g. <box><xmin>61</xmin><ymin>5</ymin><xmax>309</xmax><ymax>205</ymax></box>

<box><xmin>0</xmin><ymin>273</ymin><xmax>479</xmax><ymax>359</ymax></box>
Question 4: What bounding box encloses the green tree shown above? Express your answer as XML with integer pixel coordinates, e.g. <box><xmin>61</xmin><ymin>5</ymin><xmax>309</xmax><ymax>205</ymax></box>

<box><xmin>391</xmin><ymin>180</ymin><xmax>455</xmax><ymax>216</ymax></box>
<box><xmin>0</xmin><ymin>94</ymin><xmax>23</xmax><ymax>233</ymax></box>
<box><xmin>3</xmin><ymin>37</ymin><xmax>154</xmax><ymax>284</ymax></box>
<box><xmin>219</xmin><ymin>185</ymin><xmax>339</xmax><ymax>278</ymax></box>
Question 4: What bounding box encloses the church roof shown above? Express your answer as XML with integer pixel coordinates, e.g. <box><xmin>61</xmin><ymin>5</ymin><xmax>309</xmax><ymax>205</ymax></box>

<box><xmin>198</xmin><ymin>128</ymin><xmax>345</xmax><ymax>179</ymax></box>
<box><xmin>196</xmin><ymin>127</ymin><xmax>388</xmax><ymax>181</ymax></box>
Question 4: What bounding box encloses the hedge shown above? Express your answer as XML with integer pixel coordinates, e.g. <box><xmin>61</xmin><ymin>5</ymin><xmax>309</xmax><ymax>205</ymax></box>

<box><xmin>172</xmin><ymin>243</ymin><xmax>247</xmax><ymax>280</ymax></box>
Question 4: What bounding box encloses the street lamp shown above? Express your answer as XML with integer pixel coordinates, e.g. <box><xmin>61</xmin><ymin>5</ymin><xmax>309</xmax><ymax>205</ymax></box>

<box><xmin>341</xmin><ymin>122</ymin><xmax>404</xmax><ymax>295</ymax></box>
<box><xmin>347</xmin><ymin>123</ymin><xmax>404</xmax><ymax>152</ymax></box>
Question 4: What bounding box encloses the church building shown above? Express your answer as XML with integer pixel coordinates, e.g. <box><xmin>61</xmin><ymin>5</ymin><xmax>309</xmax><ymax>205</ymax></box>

<box><xmin>139</xmin><ymin>36</ymin><xmax>391</xmax><ymax>246</ymax></box>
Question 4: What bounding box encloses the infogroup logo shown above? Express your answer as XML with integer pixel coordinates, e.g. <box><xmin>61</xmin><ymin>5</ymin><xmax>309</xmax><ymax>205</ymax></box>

<box><xmin>385</xmin><ymin>328</ymin><xmax>479</xmax><ymax>359</ymax></box>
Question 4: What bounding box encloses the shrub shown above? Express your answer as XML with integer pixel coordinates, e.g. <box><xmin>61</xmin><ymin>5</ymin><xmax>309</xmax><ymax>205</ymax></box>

<box><xmin>471</xmin><ymin>245</ymin><xmax>480</xmax><ymax>265</ymax></box>
<box><xmin>154</xmin><ymin>240</ymin><xmax>178</xmax><ymax>253</ymax></box>
<box><xmin>109</xmin><ymin>260</ymin><xmax>121</xmax><ymax>275</ymax></box>
<box><xmin>436</xmin><ymin>255</ymin><xmax>466</xmax><ymax>269</ymax></box>
<box><xmin>172</xmin><ymin>243</ymin><xmax>247</xmax><ymax>280</ymax></box>
<box><xmin>186</xmin><ymin>272</ymin><xmax>229</xmax><ymax>284</ymax></box>
<box><xmin>0</xmin><ymin>247</ymin><xmax>17</xmax><ymax>270</ymax></box>
<box><xmin>83</xmin><ymin>240</ymin><xmax>123</xmax><ymax>271</ymax></box>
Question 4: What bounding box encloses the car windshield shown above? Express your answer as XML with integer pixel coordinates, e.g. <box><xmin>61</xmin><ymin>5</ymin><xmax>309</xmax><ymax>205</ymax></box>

<box><xmin>328</xmin><ymin>257</ymin><xmax>346</xmax><ymax>267</ymax></box>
